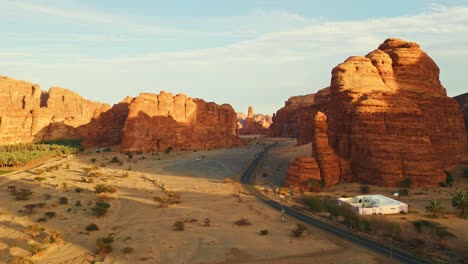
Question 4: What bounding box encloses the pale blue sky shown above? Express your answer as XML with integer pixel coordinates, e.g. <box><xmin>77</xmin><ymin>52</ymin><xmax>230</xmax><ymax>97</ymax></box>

<box><xmin>1</xmin><ymin>0</ymin><xmax>467</xmax><ymax>114</ymax></box>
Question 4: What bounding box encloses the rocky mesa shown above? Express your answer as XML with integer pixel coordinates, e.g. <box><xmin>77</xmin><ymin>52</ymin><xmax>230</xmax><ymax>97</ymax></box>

<box><xmin>285</xmin><ymin>38</ymin><xmax>466</xmax><ymax>188</ymax></box>
<box><xmin>0</xmin><ymin>76</ymin><xmax>243</xmax><ymax>152</ymax></box>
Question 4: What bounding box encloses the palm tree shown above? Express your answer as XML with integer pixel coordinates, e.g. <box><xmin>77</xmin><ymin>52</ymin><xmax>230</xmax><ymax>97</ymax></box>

<box><xmin>425</xmin><ymin>199</ymin><xmax>445</xmax><ymax>217</ymax></box>
<box><xmin>452</xmin><ymin>191</ymin><xmax>467</xmax><ymax>216</ymax></box>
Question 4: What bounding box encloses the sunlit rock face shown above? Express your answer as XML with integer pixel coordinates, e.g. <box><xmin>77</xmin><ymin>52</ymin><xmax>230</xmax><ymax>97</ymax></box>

<box><xmin>120</xmin><ymin>92</ymin><xmax>243</xmax><ymax>153</ymax></box>
<box><xmin>285</xmin><ymin>38</ymin><xmax>466</xmax><ymax>188</ymax></box>
<box><xmin>0</xmin><ymin>76</ymin><xmax>108</xmax><ymax>144</ymax></box>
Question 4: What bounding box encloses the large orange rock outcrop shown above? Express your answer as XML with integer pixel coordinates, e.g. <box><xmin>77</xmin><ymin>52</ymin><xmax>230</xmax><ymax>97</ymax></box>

<box><xmin>285</xmin><ymin>38</ymin><xmax>466</xmax><ymax>188</ymax></box>
<box><xmin>270</xmin><ymin>94</ymin><xmax>315</xmax><ymax>140</ymax></box>
<box><xmin>237</xmin><ymin>106</ymin><xmax>272</xmax><ymax>135</ymax></box>
<box><xmin>284</xmin><ymin>156</ymin><xmax>321</xmax><ymax>190</ymax></box>
<box><xmin>120</xmin><ymin>92</ymin><xmax>243</xmax><ymax>152</ymax></box>
<box><xmin>0</xmin><ymin>76</ymin><xmax>108</xmax><ymax>144</ymax></box>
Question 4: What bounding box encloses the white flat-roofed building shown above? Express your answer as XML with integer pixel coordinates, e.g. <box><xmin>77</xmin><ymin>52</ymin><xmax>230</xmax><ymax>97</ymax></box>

<box><xmin>338</xmin><ymin>194</ymin><xmax>408</xmax><ymax>215</ymax></box>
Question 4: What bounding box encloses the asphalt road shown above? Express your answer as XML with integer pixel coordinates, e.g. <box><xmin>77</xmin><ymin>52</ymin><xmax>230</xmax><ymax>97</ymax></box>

<box><xmin>240</xmin><ymin>143</ymin><xmax>434</xmax><ymax>264</ymax></box>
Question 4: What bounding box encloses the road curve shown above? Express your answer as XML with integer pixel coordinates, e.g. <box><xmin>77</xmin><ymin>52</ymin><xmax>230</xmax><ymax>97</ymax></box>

<box><xmin>240</xmin><ymin>143</ymin><xmax>434</xmax><ymax>264</ymax></box>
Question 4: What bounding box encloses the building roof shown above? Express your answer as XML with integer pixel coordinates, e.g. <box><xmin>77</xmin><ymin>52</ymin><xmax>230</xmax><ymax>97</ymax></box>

<box><xmin>339</xmin><ymin>194</ymin><xmax>406</xmax><ymax>207</ymax></box>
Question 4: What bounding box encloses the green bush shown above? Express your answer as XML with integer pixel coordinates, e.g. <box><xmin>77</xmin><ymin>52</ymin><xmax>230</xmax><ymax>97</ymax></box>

<box><xmin>58</xmin><ymin>197</ymin><xmax>68</xmax><ymax>204</ymax></box>
<box><xmin>44</xmin><ymin>211</ymin><xmax>56</xmax><ymax>218</ymax></box>
<box><xmin>96</xmin><ymin>235</ymin><xmax>114</xmax><ymax>255</ymax></box>
<box><xmin>173</xmin><ymin>220</ymin><xmax>185</xmax><ymax>231</ymax></box>
<box><xmin>463</xmin><ymin>168</ymin><xmax>468</xmax><ymax>178</ymax></box>
<box><xmin>94</xmin><ymin>184</ymin><xmax>117</xmax><ymax>194</ymax></box>
<box><xmin>109</xmin><ymin>156</ymin><xmax>121</xmax><ymax>163</ymax></box>
<box><xmin>10</xmin><ymin>189</ymin><xmax>33</xmax><ymax>201</ymax></box>
<box><xmin>234</xmin><ymin>218</ymin><xmax>252</xmax><ymax>226</ymax></box>
<box><xmin>259</xmin><ymin>229</ymin><xmax>269</xmax><ymax>235</ymax></box>
<box><xmin>86</xmin><ymin>223</ymin><xmax>99</xmax><ymax>231</ymax></box>
<box><xmin>291</xmin><ymin>223</ymin><xmax>307</xmax><ymax>237</ymax></box>
<box><xmin>439</xmin><ymin>182</ymin><xmax>448</xmax><ymax>187</ymax></box>
<box><xmin>445</xmin><ymin>171</ymin><xmax>454</xmax><ymax>186</ymax></box>
<box><xmin>93</xmin><ymin>201</ymin><xmax>111</xmax><ymax>217</ymax></box>
<box><xmin>302</xmin><ymin>196</ymin><xmax>323</xmax><ymax>212</ymax></box>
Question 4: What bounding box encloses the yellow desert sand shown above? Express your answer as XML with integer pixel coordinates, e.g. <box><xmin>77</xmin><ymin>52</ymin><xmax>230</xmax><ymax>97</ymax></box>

<box><xmin>0</xmin><ymin>140</ymin><xmax>390</xmax><ymax>264</ymax></box>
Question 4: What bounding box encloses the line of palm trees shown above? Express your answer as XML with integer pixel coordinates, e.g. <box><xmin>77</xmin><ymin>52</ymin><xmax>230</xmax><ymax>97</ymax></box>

<box><xmin>425</xmin><ymin>191</ymin><xmax>467</xmax><ymax>218</ymax></box>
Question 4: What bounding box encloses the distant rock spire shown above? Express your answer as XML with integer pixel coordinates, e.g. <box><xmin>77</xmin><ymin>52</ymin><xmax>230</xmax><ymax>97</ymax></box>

<box><xmin>247</xmin><ymin>106</ymin><xmax>254</xmax><ymax>118</ymax></box>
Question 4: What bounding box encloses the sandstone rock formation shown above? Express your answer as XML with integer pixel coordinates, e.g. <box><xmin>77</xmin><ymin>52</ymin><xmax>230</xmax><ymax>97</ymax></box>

<box><xmin>1</xmin><ymin>76</ymin><xmax>244</xmax><ymax>153</ymax></box>
<box><xmin>237</xmin><ymin>106</ymin><xmax>272</xmax><ymax>135</ymax></box>
<box><xmin>285</xmin><ymin>38</ymin><xmax>466</xmax><ymax>188</ymax></box>
<box><xmin>0</xmin><ymin>76</ymin><xmax>108</xmax><ymax>144</ymax></box>
<box><xmin>284</xmin><ymin>156</ymin><xmax>321</xmax><ymax>190</ymax></box>
<box><xmin>120</xmin><ymin>92</ymin><xmax>243</xmax><ymax>152</ymax></box>
<box><xmin>270</xmin><ymin>94</ymin><xmax>315</xmax><ymax>140</ymax></box>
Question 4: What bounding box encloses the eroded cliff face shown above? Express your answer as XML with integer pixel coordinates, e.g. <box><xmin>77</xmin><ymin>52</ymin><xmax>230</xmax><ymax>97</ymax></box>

<box><xmin>270</xmin><ymin>94</ymin><xmax>315</xmax><ymax>139</ymax></box>
<box><xmin>0</xmin><ymin>76</ymin><xmax>108</xmax><ymax>144</ymax></box>
<box><xmin>286</xmin><ymin>38</ymin><xmax>466</xmax><ymax>188</ymax></box>
<box><xmin>0</xmin><ymin>77</ymin><xmax>243</xmax><ymax>152</ymax></box>
<box><xmin>120</xmin><ymin>92</ymin><xmax>243</xmax><ymax>153</ymax></box>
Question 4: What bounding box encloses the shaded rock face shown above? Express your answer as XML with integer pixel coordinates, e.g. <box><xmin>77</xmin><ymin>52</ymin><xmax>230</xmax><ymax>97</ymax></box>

<box><xmin>285</xmin><ymin>38</ymin><xmax>466</xmax><ymax>188</ymax></box>
<box><xmin>453</xmin><ymin>92</ymin><xmax>468</xmax><ymax>152</ymax></box>
<box><xmin>0</xmin><ymin>76</ymin><xmax>108</xmax><ymax>144</ymax></box>
<box><xmin>284</xmin><ymin>156</ymin><xmax>321</xmax><ymax>190</ymax></box>
<box><xmin>270</xmin><ymin>94</ymin><xmax>315</xmax><ymax>140</ymax></box>
<box><xmin>237</xmin><ymin>106</ymin><xmax>272</xmax><ymax>135</ymax></box>
<box><xmin>120</xmin><ymin>92</ymin><xmax>243</xmax><ymax>153</ymax></box>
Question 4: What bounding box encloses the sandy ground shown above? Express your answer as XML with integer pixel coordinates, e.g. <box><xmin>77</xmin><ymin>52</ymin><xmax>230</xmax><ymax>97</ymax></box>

<box><xmin>0</xmin><ymin>141</ymin><xmax>392</xmax><ymax>264</ymax></box>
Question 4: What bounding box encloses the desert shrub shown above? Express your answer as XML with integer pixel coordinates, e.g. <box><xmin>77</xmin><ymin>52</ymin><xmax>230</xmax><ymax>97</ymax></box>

<box><xmin>122</xmin><ymin>247</ymin><xmax>134</xmax><ymax>254</ymax></box>
<box><xmin>43</xmin><ymin>231</ymin><xmax>62</xmax><ymax>244</ymax></box>
<box><xmin>7</xmin><ymin>256</ymin><xmax>33</xmax><ymax>264</ymax></box>
<box><xmin>164</xmin><ymin>146</ymin><xmax>173</xmax><ymax>154</ymax></box>
<box><xmin>27</xmin><ymin>241</ymin><xmax>47</xmax><ymax>255</ymax></box>
<box><xmin>93</xmin><ymin>201</ymin><xmax>111</xmax><ymax>217</ymax></box>
<box><xmin>360</xmin><ymin>184</ymin><xmax>370</xmax><ymax>194</ymax></box>
<box><xmin>34</xmin><ymin>176</ymin><xmax>46</xmax><ymax>182</ymax></box>
<box><xmin>204</xmin><ymin>218</ymin><xmax>211</xmax><ymax>226</ymax></box>
<box><xmin>90</xmin><ymin>158</ymin><xmax>96</xmax><ymax>163</ymax></box>
<box><xmin>400</xmin><ymin>178</ymin><xmax>412</xmax><ymax>188</ymax></box>
<box><xmin>23</xmin><ymin>204</ymin><xmax>38</xmax><ymax>214</ymax></box>
<box><xmin>303</xmin><ymin>179</ymin><xmax>324</xmax><ymax>192</ymax></box>
<box><xmin>291</xmin><ymin>223</ymin><xmax>307</xmax><ymax>237</ymax></box>
<box><xmin>96</xmin><ymin>235</ymin><xmax>114</xmax><ymax>255</ymax></box>
<box><xmin>412</xmin><ymin>220</ymin><xmax>455</xmax><ymax>239</ymax></box>
<box><xmin>75</xmin><ymin>187</ymin><xmax>83</xmax><ymax>193</ymax></box>
<box><xmin>109</xmin><ymin>156</ymin><xmax>121</xmax><ymax>163</ymax></box>
<box><xmin>25</xmin><ymin>224</ymin><xmax>44</xmax><ymax>238</ymax></box>
<box><xmin>37</xmin><ymin>217</ymin><xmax>47</xmax><ymax>223</ymax></box>
<box><xmin>302</xmin><ymin>196</ymin><xmax>323</xmax><ymax>212</ymax></box>
<box><xmin>75</xmin><ymin>200</ymin><xmax>81</xmax><ymax>207</ymax></box>
<box><xmin>463</xmin><ymin>168</ymin><xmax>468</xmax><ymax>178</ymax></box>
<box><xmin>173</xmin><ymin>220</ymin><xmax>185</xmax><ymax>231</ymax></box>
<box><xmin>234</xmin><ymin>218</ymin><xmax>252</xmax><ymax>226</ymax></box>
<box><xmin>86</xmin><ymin>223</ymin><xmax>99</xmax><ymax>231</ymax></box>
<box><xmin>10</xmin><ymin>188</ymin><xmax>33</xmax><ymax>201</ymax></box>
<box><xmin>259</xmin><ymin>229</ymin><xmax>269</xmax><ymax>235</ymax></box>
<box><xmin>44</xmin><ymin>211</ymin><xmax>56</xmax><ymax>218</ymax></box>
<box><xmin>59</xmin><ymin>197</ymin><xmax>68</xmax><ymax>204</ymax></box>
<box><xmin>127</xmin><ymin>153</ymin><xmax>133</xmax><ymax>159</ymax></box>
<box><xmin>439</xmin><ymin>182</ymin><xmax>447</xmax><ymax>187</ymax></box>
<box><xmin>44</xmin><ymin>194</ymin><xmax>52</xmax><ymax>200</ymax></box>
<box><xmin>94</xmin><ymin>184</ymin><xmax>117</xmax><ymax>194</ymax></box>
